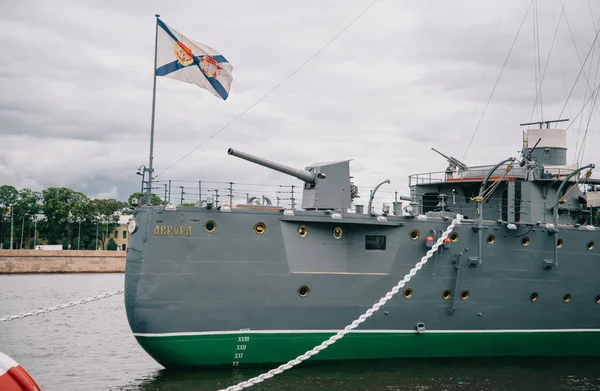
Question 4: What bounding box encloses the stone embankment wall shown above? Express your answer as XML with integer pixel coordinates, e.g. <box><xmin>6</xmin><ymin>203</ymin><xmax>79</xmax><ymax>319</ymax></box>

<box><xmin>0</xmin><ymin>250</ymin><xmax>125</xmax><ymax>273</ymax></box>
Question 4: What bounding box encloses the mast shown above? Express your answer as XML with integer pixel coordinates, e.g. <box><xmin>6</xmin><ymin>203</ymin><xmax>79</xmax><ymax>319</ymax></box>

<box><xmin>146</xmin><ymin>14</ymin><xmax>160</xmax><ymax>205</ymax></box>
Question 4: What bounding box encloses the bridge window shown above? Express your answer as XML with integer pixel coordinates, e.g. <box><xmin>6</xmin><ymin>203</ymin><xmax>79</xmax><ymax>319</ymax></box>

<box><xmin>365</xmin><ymin>235</ymin><xmax>386</xmax><ymax>250</ymax></box>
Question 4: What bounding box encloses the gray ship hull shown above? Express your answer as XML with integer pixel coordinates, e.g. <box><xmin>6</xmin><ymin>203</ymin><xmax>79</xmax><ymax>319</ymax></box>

<box><xmin>125</xmin><ymin>206</ymin><xmax>600</xmax><ymax>368</ymax></box>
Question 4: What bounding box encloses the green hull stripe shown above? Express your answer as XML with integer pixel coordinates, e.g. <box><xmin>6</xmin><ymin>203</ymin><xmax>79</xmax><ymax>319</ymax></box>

<box><xmin>135</xmin><ymin>330</ymin><xmax>600</xmax><ymax>368</ymax></box>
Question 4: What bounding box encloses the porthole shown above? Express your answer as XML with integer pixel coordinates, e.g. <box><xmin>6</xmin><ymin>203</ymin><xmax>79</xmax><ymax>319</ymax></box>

<box><xmin>409</xmin><ymin>229</ymin><xmax>420</xmax><ymax>241</ymax></box>
<box><xmin>298</xmin><ymin>225</ymin><xmax>308</xmax><ymax>237</ymax></box>
<box><xmin>557</xmin><ymin>238</ymin><xmax>563</xmax><ymax>249</ymax></box>
<box><xmin>487</xmin><ymin>234</ymin><xmax>496</xmax><ymax>245</ymax></box>
<box><xmin>530</xmin><ymin>292</ymin><xmax>538</xmax><ymax>302</ymax></box>
<box><xmin>460</xmin><ymin>290</ymin><xmax>470</xmax><ymax>300</ymax></box>
<box><xmin>333</xmin><ymin>226</ymin><xmax>343</xmax><ymax>239</ymax></box>
<box><xmin>404</xmin><ymin>288</ymin><xmax>413</xmax><ymax>299</ymax></box>
<box><xmin>521</xmin><ymin>236</ymin><xmax>530</xmax><ymax>247</ymax></box>
<box><xmin>204</xmin><ymin>220</ymin><xmax>216</xmax><ymax>232</ymax></box>
<box><xmin>449</xmin><ymin>232</ymin><xmax>459</xmax><ymax>243</ymax></box>
<box><xmin>563</xmin><ymin>293</ymin><xmax>572</xmax><ymax>303</ymax></box>
<box><xmin>442</xmin><ymin>290</ymin><xmax>452</xmax><ymax>300</ymax></box>
<box><xmin>254</xmin><ymin>222</ymin><xmax>266</xmax><ymax>235</ymax></box>
<box><xmin>298</xmin><ymin>285</ymin><xmax>310</xmax><ymax>298</ymax></box>
<box><xmin>595</xmin><ymin>295</ymin><xmax>600</xmax><ymax>304</ymax></box>
<box><xmin>588</xmin><ymin>241</ymin><xmax>595</xmax><ymax>251</ymax></box>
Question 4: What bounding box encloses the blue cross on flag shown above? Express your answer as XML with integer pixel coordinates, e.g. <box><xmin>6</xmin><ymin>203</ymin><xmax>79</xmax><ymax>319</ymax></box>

<box><xmin>156</xmin><ymin>19</ymin><xmax>233</xmax><ymax>100</ymax></box>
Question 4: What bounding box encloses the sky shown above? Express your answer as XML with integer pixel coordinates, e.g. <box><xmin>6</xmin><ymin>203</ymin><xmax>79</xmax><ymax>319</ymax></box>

<box><xmin>1</xmin><ymin>0</ymin><xmax>599</xmax><ymax>208</ymax></box>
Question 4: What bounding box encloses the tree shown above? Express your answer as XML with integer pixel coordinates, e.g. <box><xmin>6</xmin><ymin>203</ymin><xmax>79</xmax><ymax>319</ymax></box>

<box><xmin>107</xmin><ymin>238</ymin><xmax>118</xmax><ymax>251</ymax></box>
<box><xmin>13</xmin><ymin>189</ymin><xmax>42</xmax><ymax>249</ymax></box>
<box><xmin>40</xmin><ymin>187</ymin><xmax>88</xmax><ymax>245</ymax></box>
<box><xmin>128</xmin><ymin>192</ymin><xmax>166</xmax><ymax>206</ymax></box>
<box><xmin>0</xmin><ymin>186</ymin><xmax>42</xmax><ymax>249</ymax></box>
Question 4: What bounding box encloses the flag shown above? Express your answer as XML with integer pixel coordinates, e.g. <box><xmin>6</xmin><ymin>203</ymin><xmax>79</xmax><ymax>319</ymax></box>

<box><xmin>155</xmin><ymin>19</ymin><xmax>233</xmax><ymax>100</ymax></box>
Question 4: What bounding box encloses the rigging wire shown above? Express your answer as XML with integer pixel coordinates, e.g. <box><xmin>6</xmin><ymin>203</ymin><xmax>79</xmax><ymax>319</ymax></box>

<box><xmin>564</xmin><ymin>80</ymin><xmax>600</xmax><ymax>132</ymax></box>
<box><xmin>577</xmin><ymin>40</ymin><xmax>600</xmax><ymax>165</ymax></box>
<box><xmin>533</xmin><ymin>0</ymin><xmax>543</xmax><ymax>121</ymax></box>
<box><xmin>535</xmin><ymin>0</ymin><xmax>543</xmax><ymax>120</ymax></box>
<box><xmin>555</xmin><ymin>7</ymin><xmax>600</xmax><ymax>123</ymax></box>
<box><xmin>462</xmin><ymin>0</ymin><xmax>533</xmax><ymax>160</ymax></box>
<box><xmin>527</xmin><ymin>0</ymin><xmax>566</xmax><ymax>125</ymax></box>
<box><xmin>461</xmin><ymin>3</ymin><xmax>506</xmax><ymax>160</ymax></box>
<box><xmin>154</xmin><ymin>0</ymin><xmax>379</xmax><ymax>179</ymax></box>
<box><xmin>556</xmin><ymin>14</ymin><xmax>573</xmax><ymax>125</ymax></box>
<box><xmin>578</xmin><ymin>5</ymin><xmax>600</xmax><ymax>165</ymax></box>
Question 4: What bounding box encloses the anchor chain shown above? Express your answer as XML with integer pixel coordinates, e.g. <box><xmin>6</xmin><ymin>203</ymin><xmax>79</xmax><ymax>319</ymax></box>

<box><xmin>0</xmin><ymin>289</ymin><xmax>123</xmax><ymax>323</ymax></box>
<box><xmin>220</xmin><ymin>214</ymin><xmax>463</xmax><ymax>391</ymax></box>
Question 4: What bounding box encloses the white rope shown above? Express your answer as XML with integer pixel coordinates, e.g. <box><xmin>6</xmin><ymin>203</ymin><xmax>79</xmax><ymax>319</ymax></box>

<box><xmin>220</xmin><ymin>214</ymin><xmax>463</xmax><ymax>391</ymax></box>
<box><xmin>0</xmin><ymin>289</ymin><xmax>124</xmax><ymax>322</ymax></box>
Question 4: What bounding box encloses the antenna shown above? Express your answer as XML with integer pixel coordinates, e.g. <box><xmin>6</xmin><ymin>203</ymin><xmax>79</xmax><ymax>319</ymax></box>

<box><xmin>519</xmin><ymin>118</ymin><xmax>569</xmax><ymax>129</ymax></box>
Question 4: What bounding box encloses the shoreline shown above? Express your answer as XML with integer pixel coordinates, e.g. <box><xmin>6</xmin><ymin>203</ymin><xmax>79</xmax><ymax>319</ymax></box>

<box><xmin>0</xmin><ymin>250</ymin><xmax>125</xmax><ymax>273</ymax></box>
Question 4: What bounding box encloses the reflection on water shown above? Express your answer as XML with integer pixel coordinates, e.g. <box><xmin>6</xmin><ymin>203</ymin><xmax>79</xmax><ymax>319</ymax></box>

<box><xmin>1</xmin><ymin>274</ymin><xmax>599</xmax><ymax>391</ymax></box>
<box><xmin>119</xmin><ymin>357</ymin><xmax>600</xmax><ymax>391</ymax></box>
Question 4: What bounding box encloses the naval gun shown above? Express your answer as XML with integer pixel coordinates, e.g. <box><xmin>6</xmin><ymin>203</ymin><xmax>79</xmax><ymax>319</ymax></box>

<box><xmin>228</xmin><ymin>148</ymin><xmax>352</xmax><ymax>210</ymax></box>
<box><xmin>431</xmin><ymin>148</ymin><xmax>468</xmax><ymax>171</ymax></box>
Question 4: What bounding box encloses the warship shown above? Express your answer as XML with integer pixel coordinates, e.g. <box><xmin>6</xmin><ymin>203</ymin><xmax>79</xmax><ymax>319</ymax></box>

<box><xmin>124</xmin><ymin>121</ymin><xmax>600</xmax><ymax>368</ymax></box>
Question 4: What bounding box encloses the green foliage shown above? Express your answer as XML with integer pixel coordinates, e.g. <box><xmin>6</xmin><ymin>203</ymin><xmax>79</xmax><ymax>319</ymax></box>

<box><xmin>128</xmin><ymin>192</ymin><xmax>166</xmax><ymax>206</ymax></box>
<box><xmin>0</xmin><ymin>185</ymin><xmax>42</xmax><ymax>249</ymax></box>
<box><xmin>107</xmin><ymin>238</ymin><xmax>118</xmax><ymax>251</ymax></box>
<box><xmin>0</xmin><ymin>184</ymin><xmax>130</xmax><ymax>250</ymax></box>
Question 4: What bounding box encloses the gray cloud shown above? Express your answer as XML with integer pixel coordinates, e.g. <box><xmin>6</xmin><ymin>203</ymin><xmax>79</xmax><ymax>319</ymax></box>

<box><xmin>1</xmin><ymin>0</ymin><xmax>599</xmax><ymax>206</ymax></box>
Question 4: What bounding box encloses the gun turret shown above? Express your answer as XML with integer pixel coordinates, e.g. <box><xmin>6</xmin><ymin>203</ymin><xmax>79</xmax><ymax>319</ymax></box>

<box><xmin>228</xmin><ymin>148</ymin><xmax>351</xmax><ymax>210</ymax></box>
<box><xmin>431</xmin><ymin>148</ymin><xmax>468</xmax><ymax>171</ymax></box>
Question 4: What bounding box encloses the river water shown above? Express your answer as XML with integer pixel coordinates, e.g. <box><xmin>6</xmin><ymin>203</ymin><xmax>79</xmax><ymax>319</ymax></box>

<box><xmin>1</xmin><ymin>274</ymin><xmax>599</xmax><ymax>391</ymax></box>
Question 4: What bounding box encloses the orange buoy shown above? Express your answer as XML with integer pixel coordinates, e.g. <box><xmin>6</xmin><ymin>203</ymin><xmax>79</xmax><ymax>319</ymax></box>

<box><xmin>0</xmin><ymin>351</ymin><xmax>41</xmax><ymax>391</ymax></box>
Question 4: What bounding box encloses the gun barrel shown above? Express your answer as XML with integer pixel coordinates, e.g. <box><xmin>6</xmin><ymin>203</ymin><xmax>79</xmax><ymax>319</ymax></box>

<box><xmin>432</xmin><ymin>147</ymin><xmax>468</xmax><ymax>170</ymax></box>
<box><xmin>431</xmin><ymin>147</ymin><xmax>450</xmax><ymax>160</ymax></box>
<box><xmin>228</xmin><ymin>148</ymin><xmax>317</xmax><ymax>184</ymax></box>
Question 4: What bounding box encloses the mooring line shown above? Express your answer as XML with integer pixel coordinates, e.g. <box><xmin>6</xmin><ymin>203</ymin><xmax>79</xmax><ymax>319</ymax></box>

<box><xmin>219</xmin><ymin>214</ymin><xmax>463</xmax><ymax>391</ymax></box>
<box><xmin>0</xmin><ymin>289</ymin><xmax>124</xmax><ymax>323</ymax></box>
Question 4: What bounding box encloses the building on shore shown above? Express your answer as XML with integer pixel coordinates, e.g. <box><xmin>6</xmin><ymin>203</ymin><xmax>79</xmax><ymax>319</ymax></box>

<box><xmin>106</xmin><ymin>214</ymin><xmax>133</xmax><ymax>251</ymax></box>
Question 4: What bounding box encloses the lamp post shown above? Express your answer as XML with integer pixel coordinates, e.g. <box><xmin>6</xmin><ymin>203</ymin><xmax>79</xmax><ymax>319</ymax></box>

<box><xmin>78</xmin><ymin>219</ymin><xmax>81</xmax><ymax>250</ymax></box>
<box><xmin>0</xmin><ymin>200</ymin><xmax>4</xmax><ymax>249</ymax></box>
<box><xmin>137</xmin><ymin>165</ymin><xmax>147</xmax><ymax>204</ymax></box>
<box><xmin>20</xmin><ymin>214</ymin><xmax>25</xmax><ymax>249</ymax></box>
<box><xmin>105</xmin><ymin>217</ymin><xmax>109</xmax><ymax>250</ymax></box>
<box><xmin>9</xmin><ymin>204</ymin><xmax>13</xmax><ymax>250</ymax></box>
<box><xmin>33</xmin><ymin>214</ymin><xmax>38</xmax><ymax>248</ymax></box>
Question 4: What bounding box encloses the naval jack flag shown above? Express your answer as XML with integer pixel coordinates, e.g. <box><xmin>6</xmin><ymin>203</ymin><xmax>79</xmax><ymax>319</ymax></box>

<box><xmin>155</xmin><ymin>18</ymin><xmax>233</xmax><ymax>100</ymax></box>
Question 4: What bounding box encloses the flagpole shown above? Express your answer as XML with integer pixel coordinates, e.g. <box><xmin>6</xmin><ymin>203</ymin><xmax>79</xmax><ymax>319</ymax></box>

<box><xmin>147</xmin><ymin>14</ymin><xmax>160</xmax><ymax>205</ymax></box>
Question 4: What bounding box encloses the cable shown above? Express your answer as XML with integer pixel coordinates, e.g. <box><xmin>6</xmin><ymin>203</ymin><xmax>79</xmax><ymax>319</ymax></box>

<box><xmin>463</xmin><ymin>0</ymin><xmax>533</xmax><ymax>160</ymax></box>
<box><xmin>461</xmin><ymin>3</ymin><xmax>506</xmax><ymax>161</ymax></box>
<box><xmin>527</xmin><ymin>0</ymin><xmax>565</xmax><ymax>125</ymax></box>
<box><xmin>556</xmin><ymin>8</ymin><xmax>600</xmax><ymax>122</ymax></box>
<box><xmin>155</xmin><ymin>0</ymin><xmax>380</xmax><ymax>178</ymax></box>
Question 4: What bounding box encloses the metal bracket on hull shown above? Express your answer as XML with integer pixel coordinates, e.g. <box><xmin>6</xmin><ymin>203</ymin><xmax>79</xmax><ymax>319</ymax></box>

<box><xmin>449</xmin><ymin>252</ymin><xmax>463</xmax><ymax>315</ymax></box>
<box><xmin>467</xmin><ymin>256</ymin><xmax>480</xmax><ymax>267</ymax></box>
